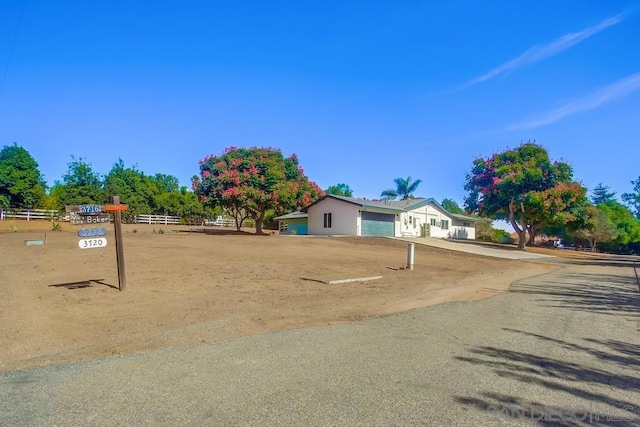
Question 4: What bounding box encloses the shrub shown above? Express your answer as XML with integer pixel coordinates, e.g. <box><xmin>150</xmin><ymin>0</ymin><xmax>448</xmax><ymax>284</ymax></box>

<box><xmin>51</xmin><ymin>222</ymin><xmax>61</xmax><ymax>231</ymax></box>
<box><xmin>492</xmin><ymin>228</ymin><xmax>511</xmax><ymax>243</ymax></box>
<box><xmin>499</xmin><ymin>235</ymin><xmax>515</xmax><ymax>244</ymax></box>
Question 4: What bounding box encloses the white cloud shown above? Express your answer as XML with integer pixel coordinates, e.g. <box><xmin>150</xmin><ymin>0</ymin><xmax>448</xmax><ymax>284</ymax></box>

<box><xmin>463</xmin><ymin>15</ymin><xmax>622</xmax><ymax>89</ymax></box>
<box><xmin>505</xmin><ymin>72</ymin><xmax>640</xmax><ymax>131</ymax></box>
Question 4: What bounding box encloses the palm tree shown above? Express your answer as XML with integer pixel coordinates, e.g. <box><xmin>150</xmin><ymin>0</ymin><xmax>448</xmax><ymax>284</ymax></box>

<box><xmin>380</xmin><ymin>176</ymin><xmax>422</xmax><ymax>200</ymax></box>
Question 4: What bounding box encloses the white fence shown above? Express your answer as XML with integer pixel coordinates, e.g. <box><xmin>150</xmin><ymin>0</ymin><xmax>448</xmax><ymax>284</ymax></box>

<box><xmin>136</xmin><ymin>215</ymin><xmax>235</xmax><ymax>226</ymax></box>
<box><xmin>135</xmin><ymin>214</ymin><xmax>181</xmax><ymax>225</ymax></box>
<box><xmin>204</xmin><ymin>215</ymin><xmax>234</xmax><ymax>227</ymax></box>
<box><xmin>1</xmin><ymin>209</ymin><xmax>233</xmax><ymax>228</ymax></box>
<box><xmin>0</xmin><ymin>209</ymin><xmax>60</xmax><ymax>221</ymax></box>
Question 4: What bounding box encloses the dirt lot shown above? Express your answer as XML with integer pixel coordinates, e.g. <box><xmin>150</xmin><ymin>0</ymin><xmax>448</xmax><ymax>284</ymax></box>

<box><xmin>0</xmin><ymin>220</ymin><xmax>554</xmax><ymax>371</ymax></box>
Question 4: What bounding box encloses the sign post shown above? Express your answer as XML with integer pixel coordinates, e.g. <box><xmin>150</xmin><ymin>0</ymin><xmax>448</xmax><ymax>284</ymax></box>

<box><xmin>106</xmin><ymin>196</ymin><xmax>127</xmax><ymax>291</ymax></box>
<box><xmin>66</xmin><ymin>200</ymin><xmax>128</xmax><ymax>291</ymax></box>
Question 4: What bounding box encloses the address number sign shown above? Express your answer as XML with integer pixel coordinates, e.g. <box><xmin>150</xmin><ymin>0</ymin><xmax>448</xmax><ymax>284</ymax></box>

<box><xmin>78</xmin><ymin>227</ymin><xmax>107</xmax><ymax>238</ymax></box>
<box><xmin>80</xmin><ymin>204</ymin><xmax>102</xmax><ymax>214</ymax></box>
<box><xmin>78</xmin><ymin>238</ymin><xmax>108</xmax><ymax>249</ymax></box>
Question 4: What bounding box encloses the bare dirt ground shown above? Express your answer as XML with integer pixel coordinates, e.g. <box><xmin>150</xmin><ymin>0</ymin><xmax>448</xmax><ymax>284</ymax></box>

<box><xmin>0</xmin><ymin>220</ymin><xmax>555</xmax><ymax>371</ymax></box>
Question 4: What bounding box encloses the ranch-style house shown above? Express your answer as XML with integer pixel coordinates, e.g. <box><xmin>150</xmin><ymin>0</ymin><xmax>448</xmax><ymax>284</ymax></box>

<box><xmin>276</xmin><ymin>194</ymin><xmax>478</xmax><ymax>239</ymax></box>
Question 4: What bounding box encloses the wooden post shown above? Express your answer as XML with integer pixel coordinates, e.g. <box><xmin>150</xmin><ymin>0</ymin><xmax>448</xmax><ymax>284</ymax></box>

<box><xmin>112</xmin><ymin>196</ymin><xmax>127</xmax><ymax>291</ymax></box>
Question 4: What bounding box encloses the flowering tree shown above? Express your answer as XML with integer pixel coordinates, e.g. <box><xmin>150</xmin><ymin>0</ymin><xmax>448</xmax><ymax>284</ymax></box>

<box><xmin>194</xmin><ymin>147</ymin><xmax>324</xmax><ymax>234</ymax></box>
<box><xmin>464</xmin><ymin>142</ymin><xmax>590</xmax><ymax>250</ymax></box>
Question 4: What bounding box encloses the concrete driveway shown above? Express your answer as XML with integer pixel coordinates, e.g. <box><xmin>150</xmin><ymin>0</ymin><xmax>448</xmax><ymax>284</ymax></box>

<box><xmin>2</xmin><ymin>257</ymin><xmax>639</xmax><ymax>426</ymax></box>
<box><xmin>396</xmin><ymin>237</ymin><xmax>555</xmax><ymax>260</ymax></box>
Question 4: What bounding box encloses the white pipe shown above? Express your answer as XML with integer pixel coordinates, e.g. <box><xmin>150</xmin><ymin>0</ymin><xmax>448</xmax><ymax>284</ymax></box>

<box><xmin>407</xmin><ymin>242</ymin><xmax>415</xmax><ymax>270</ymax></box>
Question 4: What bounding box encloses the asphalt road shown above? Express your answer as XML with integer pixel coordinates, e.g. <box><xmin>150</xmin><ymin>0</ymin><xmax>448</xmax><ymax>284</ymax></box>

<box><xmin>396</xmin><ymin>236</ymin><xmax>555</xmax><ymax>260</ymax></box>
<box><xmin>2</xmin><ymin>256</ymin><xmax>639</xmax><ymax>426</ymax></box>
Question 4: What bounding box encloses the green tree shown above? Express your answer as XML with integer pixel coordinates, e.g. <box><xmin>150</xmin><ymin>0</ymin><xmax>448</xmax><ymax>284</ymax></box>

<box><xmin>572</xmin><ymin>206</ymin><xmax>618</xmax><ymax>252</ymax></box>
<box><xmin>380</xmin><ymin>176</ymin><xmax>422</xmax><ymax>200</ymax></box>
<box><xmin>474</xmin><ymin>218</ymin><xmax>512</xmax><ymax>243</ymax></box>
<box><xmin>598</xmin><ymin>201</ymin><xmax>640</xmax><ymax>250</ymax></box>
<box><xmin>622</xmin><ymin>177</ymin><xmax>640</xmax><ymax>219</ymax></box>
<box><xmin>591</xmin><ymin>182</ymin><xmax>617</xmax><ymax>205</ymax></box>
<box><xmin>154</xmin><ymin>187</ymin><xmax>204</xmax><ymax>219</ymax></box>
<box><xmin>103</xmin><ymin>159</ymin><xmax>158</xmax><ymax>220</ymax></box>
<box><xmin>104</xmin><ymin>160</ymin><xmax>195</xmax><ymax>221</ymax></box>
<box><xmin>521</xmin><ymin>181</ymin><xmax>592</xmax><ymax>246</ymax></box>
<box><xmin>152</xmin><ymin>173</ymin><xmax>180</xmax><ymax>193</ymax></box>
<box><xmin>195</xmin><ymin>147</ymin><xmax>324</xmax><ymax>234</ymax></box>
<box><xmin>441</xmin><ymin>198</ymin><xmax>464</xmax><ymax>214</ymax></box>
<box><xmin>49</xmin><ymin>156</ymin><xmax>104</xmax><ymax>210</ymax></box>
<box><xmin>464</xmin><ymin>142</ymin><xmax>589</xmax><ymax>250</ymax></box>
<box><xmin>0</xmin><ymin>143</ymin><xmax>47</xmax><ymax>209</ymax></box>
<box><xmin>326</xmin><ymin>183</ymin><xmax>353</xmax><ymax>197</ymax></box>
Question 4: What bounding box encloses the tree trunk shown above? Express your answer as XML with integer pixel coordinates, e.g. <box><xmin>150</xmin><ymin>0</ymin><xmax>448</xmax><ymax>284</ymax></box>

<box><xmin>254</xmin><ymin>210</ymin><xmax>265</xmax><ymax>235</ymax></box>
<box><xmin>526</xmin><ymin>222</ymin><xmax>545</xmax><ymax>247</ymax></box>
<box><xmin>228</xmin><ymin>206</ymin><xmax>247</xmax><ymax>231</ymax></box>
<box><xmin>509</xmin><ymin>202</ymin><xmax>527</xmax><ymax>250</ymax></box>
<box><xmin>512</xmin><ymin>222</ymin><xmax>527</xmax><ymax>250</ymax></box>
<box><xmin>526</xmin><ymin>225</ymin><xmax>535</xmax><ymax>246</ymax></box>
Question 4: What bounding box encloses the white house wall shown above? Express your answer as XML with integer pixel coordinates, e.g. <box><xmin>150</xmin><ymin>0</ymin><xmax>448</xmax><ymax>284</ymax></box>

<box><xmin>307</xmin><ymin>198</ymin><xmax>476</xmax><ymax>239</ymax></box>
<box><xmin>308</xmin><ymin>198</ymin><xmax>360</xmax><ymax>235</ymax></box>
<box><xmin>401</xmin><ymin>203</ymin><xmax>476</xmax><ymax>240</ymax></box>
<box><xmin>451</xmin><ymin>218</ymin><xmax>476</xmax><ymax>239</ymax></box>
<box><xmin>398</xmin><ymin>209</ymin><xmax>427</xmax><ymax>237</ymax></box>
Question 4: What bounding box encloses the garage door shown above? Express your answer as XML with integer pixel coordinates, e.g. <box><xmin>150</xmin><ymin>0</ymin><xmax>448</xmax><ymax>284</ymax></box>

<box><xmin>361</xmin><ymin>211</ymin><xmax>395</xmax><ymax>237</ymax></box>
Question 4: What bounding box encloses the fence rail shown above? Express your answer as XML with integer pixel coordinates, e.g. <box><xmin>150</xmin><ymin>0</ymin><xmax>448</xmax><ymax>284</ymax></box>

<box><xmin>135</xmin><ymin>214</ymin><xmax>181</xmax><ymax>225</ymax></box>
<box><xmin>1</xmin><ymin>209</ymin><xmax>230</xmax><ymax>228</ymax></box>
<box><xmin>0</xmin><ymin>209</ymin><xmax>60</xmax><ymax>221</ymax></box>
<box><xmin>204</xmin><ymin>215</ymin><xmax>234</xmax><ymax>227</ymax></box>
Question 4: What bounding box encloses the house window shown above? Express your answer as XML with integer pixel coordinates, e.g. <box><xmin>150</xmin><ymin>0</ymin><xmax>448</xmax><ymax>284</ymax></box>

<box><xmin>441</xmin><ymin>219</ymin><xmax>449</xmax><ymax>230</ymax></box>
<box><xmin>323</xmin><ymin>213</ymin><xmax>332</xmax><ymax>228</ymax></box>
<box><xmin>280</xmin><ymin>222</ymin><xmax>288</xmax><ymax>232</ymax></box>
<box><xmin>463</xmin><ymin>222</ymin><xmax>471</xmax><ymax>227</ymax></box>
<box><xmin>430</xmin><ymin>218</ymin><xmax>437</xmax><ymax>226</ymax></box>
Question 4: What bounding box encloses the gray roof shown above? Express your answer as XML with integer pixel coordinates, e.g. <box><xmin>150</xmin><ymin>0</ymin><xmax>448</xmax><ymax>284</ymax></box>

<box><xmin>388</xmin><ymin>197</ymin><xmax>432</xmax><ymax>210</ymax></box>
<box><xmin>302</xmin><ymin>194</ymin><xmax>480</xmax><ymax>222</ymax></box>
<box><xmin>305</xmin><ymin>194</ymin><xmax>406</xmax><ymax>213</ymax></box>
<box><xmin>451</xmin><ymin>213</ymin><xmax>480</xmax><ymax>222</ymax></box>
<box><xmin>273</xmin><ymin>211</ymin><xmax>308</xmax><ymax>220</ymax></box>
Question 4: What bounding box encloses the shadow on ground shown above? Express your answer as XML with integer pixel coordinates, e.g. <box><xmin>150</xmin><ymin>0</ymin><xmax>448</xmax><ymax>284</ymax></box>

<box><xmin>49</xmin><ymin>279</ymin><xmax>118</xmax><ymax>290</ymax></box>
<box><xmin>454</xmin><ymin>266</ymin><xmax>640</xmax><ymax>426</ymax></box>
<box><xmin>509</xmin><ymin>269</ymin><xmax>640</xmax><ymax>317</ymax></box>
<box><xmin>454</xmin><ymin>335</ymin><xmax>640</xmax><ymax>426</ymax></box>
<box><xmin>544</xmin><ymin>256</ymin><xmax>640</xmax><ymax>269</ymax></box>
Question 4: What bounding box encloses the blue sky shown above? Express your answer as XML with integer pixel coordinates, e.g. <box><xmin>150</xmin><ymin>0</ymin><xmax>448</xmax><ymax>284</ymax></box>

<box><xmin>1</xmin><ymin>1</ymin><xmax>639</xmax><ymax>208</ymax></box>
